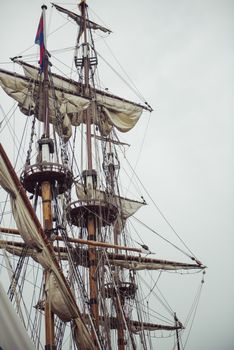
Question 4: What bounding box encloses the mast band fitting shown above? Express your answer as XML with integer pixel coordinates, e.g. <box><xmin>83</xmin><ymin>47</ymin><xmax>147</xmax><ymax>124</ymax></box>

<box><xmin>42</xmin><ymin>199</ymin><xmax>51</xmax><ymax>204</ymax></box>
<box><xmin>38</xmin><ymin>138</ymin><xmax>54</xmax><ymax>154</ymax></box>
<box><xmin>89</xmin><ymin>298</ymin><xmax>97</xmax><ymax>305</ymax></box>
<box><xmin>44</xmin><ymin>345</ymin><xmax>56</xmax><ymax>350</ymax></box>
<box><xmin>89</xmin><ymin>260</ymin><xmax>96</xmax><ymax>267</ymax></box>
<box><xmin>88</xmin><ymin>234</ymin><xmax>95</xmax><ymax>240</ymax></box>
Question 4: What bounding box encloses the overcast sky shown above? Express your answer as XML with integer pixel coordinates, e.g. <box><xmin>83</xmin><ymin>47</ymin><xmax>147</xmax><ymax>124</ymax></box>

<box><xmin>0</xmin><ymin>1</ymin><xmax>233</xmax><ymax>349</ymax></box>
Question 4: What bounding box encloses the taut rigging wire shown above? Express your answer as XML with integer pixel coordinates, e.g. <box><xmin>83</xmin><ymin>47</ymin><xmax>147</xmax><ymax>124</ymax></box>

<box><xmin>138</xmin><ymin>274</ymin><xmax>174</xmax><ymax>317</ymax></box>
<box><xmin>122</xmin><ymin>151</ymin><xmax>199</xmax><ymax>260</ymax></box>
<box><xmin>132</xmin><ymin>216</ymin><xmax>194</xmax><ymax>260</ymax></box>
<box><xmin>95</xmin><ymin>48</ymin><xmax>152</xmax><ymax>110</ymax></box>
<box><xmin>181</xmin><ymin>272</ymin><xmax>205</xmax><ymax>349</ymax></box>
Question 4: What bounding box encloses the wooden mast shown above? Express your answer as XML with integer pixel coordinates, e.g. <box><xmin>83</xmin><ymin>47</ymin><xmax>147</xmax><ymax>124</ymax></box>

<box><xmin>77</xmin><ymin>1</ymin><xmax>126</xmax><ymax>346</ymax></box>
<box><xmin>39</xmin><ymin>5</ymin><xmax>55</xmax><ymax>349</ymax></box>
<box><xmin>174</xmin><ymin>313</ymin><xmax>181</xmax><ymax>350</ymax></box>
<box><xmin>107</xmin><ymin>142</ymin><xmax>126</xmax><ymax>350</ymax></box>
<box><xmin>79</xmin><ymin>0</ymin><xmax>99</xmax><ymax>345</ymax></box>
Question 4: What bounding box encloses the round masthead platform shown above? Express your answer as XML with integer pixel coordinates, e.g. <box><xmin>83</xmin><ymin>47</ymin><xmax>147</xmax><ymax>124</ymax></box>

<box><xmin>21</xmin><ymin>162</ymin><xmax>73</xmax><ymax>195</ymax></box>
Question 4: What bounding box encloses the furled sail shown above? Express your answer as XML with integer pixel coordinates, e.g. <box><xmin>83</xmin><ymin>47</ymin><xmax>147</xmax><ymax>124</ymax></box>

<box><xmin>0</xmin><ymin>68</ymin><xmax>89</xmax><ymax>141</ymax></box>
<box><xmin>0</xmin><ymin>145</ymin><xmax>43</xmax><ymax>248</ymax></box>
<box><xmin>108</xmin><ymin>255</ymin><xmax>204</xmax><ymax>271</ymax></box>
<box><xmin>0</xmin><ymin>143</ymin><xmax>95</xmax><ymax>350</ymax></box>
<box><xmin>75</xmin><ymin>182</ymin><xmax>145</xmax><ymax>220</ymax></box>
<box><xmin>0</xmin><ymin>64</ymin><xmax>143</xmax><ymax>139</ymax></box>
<box><xmin>0</xmin><ymin>240</ymin><xmax>69</xmax><ymax>261</ymax></box>
<box><xmin>20</xmin><ymin>61</ymin><xmax>145</xmax><ymax>135</ymax></box>
<box><xmin>0</xmin><ymin>239</ymin><xmax>205</xmax><ymax>272</ymax></box>
<box><xmin>0</xmin><ymin>282</ymin><xmax>35</xmax><ymax>350</ymax></box>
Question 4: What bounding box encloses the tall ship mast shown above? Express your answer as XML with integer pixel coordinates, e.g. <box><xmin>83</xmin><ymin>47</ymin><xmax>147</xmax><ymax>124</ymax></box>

<box><xmin>0</xmin><ymin>2</ymin><xmax>205</xmax><ymax>349</ymax></box>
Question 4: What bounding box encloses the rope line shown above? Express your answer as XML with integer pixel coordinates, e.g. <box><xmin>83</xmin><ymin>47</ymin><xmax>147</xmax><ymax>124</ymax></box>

<box><xmin>132</xmin><ymin>216</ymin><xmax>193</xmax><ymax>259</ymax></box>
<box><xmin>123</xmin><ymin>154</ymin><xmax>198</xmax><ymax>260</ymax></box>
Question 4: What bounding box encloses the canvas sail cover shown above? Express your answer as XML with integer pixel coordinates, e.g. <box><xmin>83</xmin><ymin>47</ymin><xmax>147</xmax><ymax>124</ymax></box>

<box><xmin>1</xmin><ymin>242</ymin><xmax>68</xmax><ymax>261</ymax></box>
<box><xmin>21</xmin><ymin>63</ymin><xmax>143</xmax><ymax>134</ymax></box>
<box><xmin>0</xmin><ymin>282</ymin><xmax>35</xmax><ymax>350</ymax></box>
<box><xmin>0</xmin><ymin>64</ymin><xmax>143</xmax><ymax>141</ymax></box>
<box><xmin>75</xmin><ymin>182</ymin><xmax>145</xmax><ymax>219</ymax></box>
<box><xmin>0</xmin><ymin>69</ymin><xmax>89</xmax><ymax>141</ymax></box>
<box><xmin>110</xmin><ymin>259</ymin><xmax>203</xmax><ymax>271</ymax></box>
<box><xmin>0</xmin><ymin>149</ymin><xmax>43</xmax><ymax>248</ymax></box>
<box><xmin>0</xmin><ymin>144</ymin><xmax>95</xmax><ymax>350</ymax></box>
<box><xmin>0</xmin><ymin>241</ymin><xmax>203</xmax><ymax>272</ymax></box>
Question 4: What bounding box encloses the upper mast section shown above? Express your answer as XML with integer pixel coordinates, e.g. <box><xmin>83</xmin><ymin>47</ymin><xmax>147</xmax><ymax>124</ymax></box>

<box><xmin>78</xmin><ymin>0</ymin><xmax>92</xmax><ymax>90</ymax></box>
<box><xmin>52</xmin><ymin>1</ymin><xmax>111</xmax><ymax>88</ymax></box>
<box><xmin>35</xmin><ymin>5</ymin><xmax>50</xmax><ymax>138</ymax></box>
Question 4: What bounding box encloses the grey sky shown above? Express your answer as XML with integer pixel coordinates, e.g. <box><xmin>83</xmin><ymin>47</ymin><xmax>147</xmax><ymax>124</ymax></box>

<box><xmin>0</xmin><ymin>1</ymin><xmax>233</xmax><ymax>349</ymax></box>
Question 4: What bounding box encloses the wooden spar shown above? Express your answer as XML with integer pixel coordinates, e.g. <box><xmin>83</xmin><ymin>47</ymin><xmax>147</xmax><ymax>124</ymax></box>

<box><xmin>14</xmin><ymin>59</ymin><xmax>151</xmax><ymax>112</ymax></box>
<box><xmin>0</xmin><ymin>148</ymin><xmax>94</xmax><ymax>349</ymax></box>
<box><xmin>79</xmin><ymin>0</ymin><xmax>99</xmax><ymax>343</ymax></box>
<box><xmin>42</xmin><ymin>15</ymin><xmax>49</xmax><ymax>138</ymax></box>
<box><xmin>81</xmin><ymin>0</ymin><xmax>92</xmax><ymax>171</ymax></box>
<box><xmin>96</xmin><ymin>316</ymin><xmax>184</xmax><ymax>332</ymax></box>
<box><xmin>0</xmin><ymin>229</ymin><xmax>206</xmax><ymax>275</ymax></box>
<box><xmin>90</xmin><ymin>134</ymin><xmax>130</xmax><ymax>147</ymax></box>
<box><xmin>0</xmin><ymin>227</ymin><xmax>206</xmax><ymax>270</ymax></box>
<box><xmin>87</xmin><ymin>215</ymin><xmax>99</xmax><ymax>331</ymax></box>
<box><xmin>174</xmin><ymin>313</ymin><xmax>181</xmax><ymax>350</ymax></box>
<box><xmin>52</xmin><ymin>3</ymin><xmax>112</xmax><ymax>34</ymax></box>
<box><xmin>115</xmin><ymin>296</ymin><xmax>125</xmax><ymax>350</ymax></box>
<box><xmin>40</xmin><ymin>5</ymin><xmax>55</xmax><ymax>349</ymax></box>
<box><xmin>106</xmin><ymin>141</ymin><xmax>126</xmax><ymax>348</ymax></box>
<box><xmin>0</xmin><ymin>227</ymin><xmax>19</xmax><ymax>234</ymax></box>
<box><xmin>0</xmin><ymin>236</ymin><xmax>205</xmax><ymax>271</ymax></box>
<box><xmin>0</xmin><ymin>227</ymin><xmax>147</xmax><ymax>253</ymax></box>
<box><xmin>41</xmin><ymin>181</ymin><xmax>55</xmax><ymax>349</ymax></box>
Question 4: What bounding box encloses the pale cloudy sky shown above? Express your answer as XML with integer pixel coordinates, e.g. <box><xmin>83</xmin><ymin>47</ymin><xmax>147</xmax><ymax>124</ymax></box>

<box><xmin>0</xmin><ymin>1</ymin><xmax>233</xmax><ymax>349</ymax></box>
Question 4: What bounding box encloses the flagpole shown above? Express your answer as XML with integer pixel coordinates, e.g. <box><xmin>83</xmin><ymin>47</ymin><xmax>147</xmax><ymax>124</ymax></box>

<box><xmin>41</xmin><ymin>4</ymin><xmax>50</xmax><ymax>138</ymax></box>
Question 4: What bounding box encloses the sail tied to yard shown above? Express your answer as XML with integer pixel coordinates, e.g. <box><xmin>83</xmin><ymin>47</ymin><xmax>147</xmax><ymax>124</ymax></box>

<box><xmin>0</xmin><ymin>239</ymin><xmax>205</xmax><ymax>272</ymax></box>
<box><xmin>0</xmin><ymin>282</ymin><xmax>35</xmax><ymax>350</ymax></box>
<box><xmin>0</xmin><ymin>61</ymin><xmax>145</xmax><ymax>141</ymax></box>
<box><xmin>75</xmin><ymin>182</ymin><xmax>145</xmax><ymax>220</ymax></box>
<box><xmin>0</xmin><ymin>144</ymin><xmax>95</xmax><ymax>349</ymax></box>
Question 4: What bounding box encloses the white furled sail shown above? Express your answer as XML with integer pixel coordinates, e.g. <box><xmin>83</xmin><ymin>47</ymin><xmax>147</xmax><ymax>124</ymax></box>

<box><xmin>0</xmin><ymin>69</ymin><xmax>90</xmax><ymax>141</ymax></box>
<box><xmin>0</xmin><ymin>240</ymin><xmax>204</xmax><ymax>272</ymax></box>
<box><xmin>0</xmin><ymin>282</ymin><xmax>35</xmax><ymax>350</ymax></box>
<box><xmin>0</xmin><ymin>146</ymin><xmax>43</xmax><ymax>248</ymax></box>
<box><xmin>0</xmin><ymin>143</ymin><xmax>95</xmax><ymax>350</ymax></box>
<box><xmin>110</xmin><ymin>258</ymin><xmax>203</xmax><ymax>271</ymax></box>
<box><xmin>75</xmin><ymin>182</ymin><xmax>145</xmax><ymax>219</ymax></box>
<box><xmin>20</xmin><ymin>61</ymin><xmax>144</xmax><ymax>135</ymax></box>
<box><xmin>0</xmin><ymin>65</ymin><xmax>143</xmax><ymax>139</ymax></box>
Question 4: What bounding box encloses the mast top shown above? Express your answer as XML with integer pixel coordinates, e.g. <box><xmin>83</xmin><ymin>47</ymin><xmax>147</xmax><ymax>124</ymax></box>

<box><xmin>52</xmin><ymin>3</ymin><xmax>112</xmax><ymax>34</ymax></box>
<box><xmin>79</xmin><ymin>0</ymin><xmax>87</xmax><ymax>7</ymax></box>
<box><xmin>41</xmin><ymin>4</ymin><xmax>47</xmax><ymax>10</ymax></box>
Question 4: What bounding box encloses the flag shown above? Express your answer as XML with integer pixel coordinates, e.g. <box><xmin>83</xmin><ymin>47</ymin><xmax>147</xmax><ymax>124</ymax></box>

<box><xmin>35</xmin><ymin>14</ymin><xmax>45</xmax><ymax>72</ymax></box>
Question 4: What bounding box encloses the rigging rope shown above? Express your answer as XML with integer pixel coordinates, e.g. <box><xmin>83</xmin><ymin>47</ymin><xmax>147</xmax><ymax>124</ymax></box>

<box><xmin>182</xmin><ymin>272</ymin><xmax>205</xmax><ymax>349</ymax></box>
<box><xmin>132</xmin><ymin>216</ymin><xmax>193</xmax><ymax>260</ymax></box>
<box><xmin>139</xmin><ymin>271</ymin><xmax>162</xmax><ymax>302</ymax></box>
<box><xmin>122</xmin><ymin>153</ymin><xmax>199</xmax><ymax>260</ymax></box>
<box><xmin>95</xmin><ymin>48</ymin><xmax>152</xmax><ymax>110</ymax></box>
<box><xmin>138</xmin><ymin>274</ymin><xmax>174</xmax><ymax>317</ymax></box>
<box><xmin>125</xmin><ymin>111</ymin><xmax>151</xmax><ymax>195</ymax></box>
<box><xmin>100</xmin><ymin>37</ymin><xmax>148</xmax><ymax>103</ymax></box>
